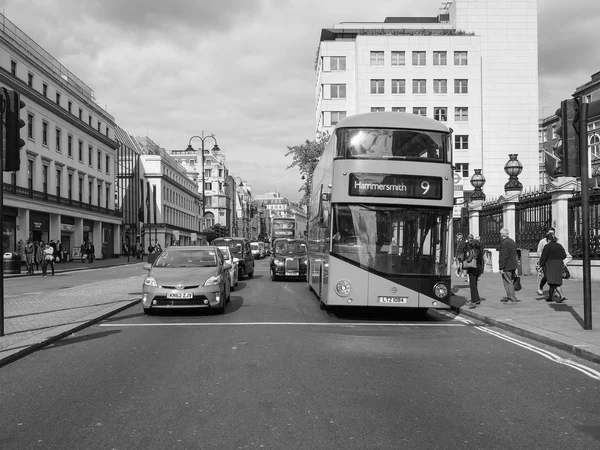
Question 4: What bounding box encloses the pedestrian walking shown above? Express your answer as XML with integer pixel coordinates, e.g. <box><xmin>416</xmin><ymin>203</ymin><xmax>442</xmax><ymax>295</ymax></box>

<box><xmin>463</xmin><ymin>235</ymin><xmax>484</xmax><ymax>306</ymax></box>
<box><xmin>88</xmin><ymin>242</ymin><xmax>95</xmax><ymax>263</ymax></box>
<box><xmin>24</xmin><ymin>238</ymin><xmax>35</xmax><ymax>274</ymax></box>
<box><xmin>536</xmin><ymin>227</ymin><xmax>555</xmax><ymax>295</ymax></box>
<box><xmin>55</xmin><ymin>240</ymin><xmax>62</xmax><ymax>263</ymax></box>
<box><xmin>498</xmin><ymin>228</ymin><xmax>519</xmax><ymax>304</ymax></box>
<box><xmin>41</xmin><ymin>242</ymin><xmax>55</xmax><ymax>276</ymax></box>
<box><xmin>539</xmin><ymin>234</ymin><xmax>567</xmax><ymax>303</ymax></box>
<box><xmin>81</xmin><ymin>242</ymin><xmax>87</xmax><ymax>263</ymax></box>
<box><xmin>35</xmin><ymin>241</ymin><xmax>44</xmax><ymax>272</ymax></box>
<box><xmin>454</xmin><ymin>233</ymin><xmax>467</xmax><ymax>277</ymax></box>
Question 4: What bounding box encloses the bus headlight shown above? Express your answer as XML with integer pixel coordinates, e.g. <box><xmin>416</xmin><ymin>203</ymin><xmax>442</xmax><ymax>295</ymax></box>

<box><xmin>433</xmin><ymin>282</ymin><xmax>448</xmax><ymax>299</ymax></box>
<box><xmin>335</xmin><ymin>279</ymin><xmax>352</xmax><ymax>297</ymax></box>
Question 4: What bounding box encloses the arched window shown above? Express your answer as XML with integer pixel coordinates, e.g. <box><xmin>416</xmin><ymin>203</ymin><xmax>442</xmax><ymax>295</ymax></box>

<box><xmin>590</xmin><ymin>134</ymin><xmax>600</xmax><ymax>160</ymax></box>
<box><xmin>204</xmin><ymin>212</ymin><xmax>215</xmax><ymax>228</ymax></box>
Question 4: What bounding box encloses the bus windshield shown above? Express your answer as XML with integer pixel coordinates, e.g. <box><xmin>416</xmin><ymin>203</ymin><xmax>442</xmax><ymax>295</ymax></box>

<box><xmin>331</xmin><ymin>204</ymin><xmax>451</xmax><ymax>276</ymax></box>
<box><xmin>337</xmin><ymin>127</ymin><xmax>448</xmax><ymax>161</ymax></box>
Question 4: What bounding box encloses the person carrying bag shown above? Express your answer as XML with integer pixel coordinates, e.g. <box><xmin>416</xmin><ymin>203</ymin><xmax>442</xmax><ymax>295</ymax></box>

<box><xmin>463</xmin><ymin>235</ymin><xmax>484</xmax><ymax>306</ymax></box>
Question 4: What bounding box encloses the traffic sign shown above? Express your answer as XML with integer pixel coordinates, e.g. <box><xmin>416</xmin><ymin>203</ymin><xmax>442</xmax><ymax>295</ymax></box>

<box><xmin>453</xmin><ymin>172</ymin><xmax>462</xmax><ymax>184</ymax></box>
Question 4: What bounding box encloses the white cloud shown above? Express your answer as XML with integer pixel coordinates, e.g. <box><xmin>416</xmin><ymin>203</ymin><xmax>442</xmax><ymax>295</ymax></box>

<box><xmin>3</xmin><ymin>0</ymin><xmax>598</xmax><ymax>201</ymax></box>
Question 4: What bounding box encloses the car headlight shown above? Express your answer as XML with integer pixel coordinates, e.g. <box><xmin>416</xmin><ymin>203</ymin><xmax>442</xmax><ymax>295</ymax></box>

<box><xmin>335</xmin><ymin>279</ymin><xmax>352</xmax><ymax>297</ymax></box>
<box><xmin>144</xmin><ymin>276</ymin><xmax>158</xmax><ymax>287</ymax></box>
<box><xmin>274</xmin><ymin>259</ymin><xmax>284</xmax><ymax>266</ymax></box>
<box><xmin>204</xmin><ymin>275</ymin><xmax>222</xmax><ymax>286</ymax></box>
<box><xmin>433</xmin><ymin>282</ymin><xmax>449</xmax><ymax>299</ymax></box>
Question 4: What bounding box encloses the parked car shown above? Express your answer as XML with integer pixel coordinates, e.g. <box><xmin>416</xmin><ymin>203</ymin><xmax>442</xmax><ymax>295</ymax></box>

<box><xmin>250</xmin><ymin>241</ymin><xmax>261</xmax><ymax>259</ymax></box>
<box><xmin>212</xmin><ymin>237</ymin><xmax>255</xmax><ymax>280</ymax></box>
<box><xmin>270</xmin><ymin>238</ymin><xmax>308</xmax><ymax>281</ymax></box>
<box><xmin>217</xmin><ymin>245</ymin><xmax>238</xmax><ymax>289</ymax></box>
<box><xmin>141</xmin><ymin>246</ymin><xmax>231</xmax><ymax>315</ymax></box>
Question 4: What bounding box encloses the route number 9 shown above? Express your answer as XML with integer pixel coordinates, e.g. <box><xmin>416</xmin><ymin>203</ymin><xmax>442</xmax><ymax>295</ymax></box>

<box><xmin>421</xmin><ymin>181</ymin><xmax>430</xmax><ymax>195</ymax></box>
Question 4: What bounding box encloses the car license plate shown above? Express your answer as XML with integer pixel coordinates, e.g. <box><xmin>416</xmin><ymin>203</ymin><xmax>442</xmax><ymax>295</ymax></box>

<box><xmin>378</xmin><ymin>296</ymin><xmax>407</xmax><ymax>304</ymax></box>
<box><xmin>167</xmin><ymin>292</ymin><xmax>193</xmax><ymax>299</ymax></box>
<box><xmin>286</xmin><ymin>271</ymin><xmax>299</xmax><ymax>276</ymax></box>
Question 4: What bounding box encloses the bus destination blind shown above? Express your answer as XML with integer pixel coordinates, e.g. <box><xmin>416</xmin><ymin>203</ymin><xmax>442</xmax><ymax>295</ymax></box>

<box><xmin>348</xmin><ymin>173</ymin><xmax>443</xmax><ymax>199</ymax></box>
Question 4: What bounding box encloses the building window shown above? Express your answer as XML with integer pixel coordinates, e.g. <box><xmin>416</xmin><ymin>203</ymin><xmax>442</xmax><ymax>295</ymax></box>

<box><xmin>88</xmin><ymin>146</ymin><xmax>93</xmax><ymax>166</ymax></box>
<box><xmin>551</xmin><ymin>125</ymin><xmax>557</xmax><ymax>139</ymax></box>
<box><xmin>391</xmin><ymin>51</ymin><xmax>405</xmax><ymax>66</ymax></box>
<box><xmin>97</xmin><ymin>150</ymin><xmax>102</xmax><ymax>170</ymax></box>
<box><xmin>42</xmin><ymin>83</ymin><xmax>48</xmax><ymax>97</ymax></box>
<box><xmin>11</xmin><ymin>171</ymin><xmax>16</xmax><ymax>186</ymax></box>
<box><xmin>68</xmin><ymin>135</ymin><xmax>73</xmax><ymax>158</ymax></box>
<box><xmin>590</xmin><ymin>134</ymin><xmax>600</xmax><ymax>159</ymax></box>
<box><xmin>391</xmin><ymin>79</ymin><xmax>405</xmax><ymax>94</ymax></box>
<box><xmin>56</xmin><ymin>92</ymin><xmax>61</xmax><ymax>105</ymax></box>
<box><xmin>412</xmin><ymin>79</ymin><xmax>426</xmax><ymax>94</ymax></box>
<box><xmin>56</xmin><ymin>128</ymin><xmax>62</xmax><ymax>152</ymax></box>
<box><xmin>106</xmin><ymin>186</ymin><xmax>110</xmax><ymax>209</ymax></box>
<box><xmin>433</xmin><ymin>51</ymin><xmax>447</xmax><ymax>65</ymax></box>
<box><xmin>330</xmin><ymin>56</ymin><xmax>346</xmax><ymax>71</ymax></box>
<box><xmin>11</xmin><ymin>60</ymin><xmax>17</xmax><ymax>75</ymax></box>
<box><xmin>370</xmin><ymin>79</ymin><xmax>384</xmax><ymax>94</ymax></box>
<box><xmin>97</xmin><ymin>121</ymin><xmax>101</xmax><ymax>132</ymax></box>
<box><xmin>455</xmin><ymin>135</ymin><xmax>469</xmax><ymax>149</ymax></box>
<box><xmin>56</xmin><ymin>170</ymin><xmax>62</xmax><ymax>198</ymax></box>
<box><xmin>78</xmin><ymin>140</ymin><xmax>84</xmax><ymax>162</ymax></box>
<box><xmin>78</xmin><ymin>108</ymin><xmax>83</xmax><ymax>120</ymax></box>
<box><xmin>434</xmin><ymin>107</ymin><xmax>447</xmax><ymax>121</ymax></box>
<box><xmin>412</xmin><ymin>51</ymin><xmax>426</xmax><ymax>66</ymax></box>
<box><xmin>331</xmin><ymin>111</ymin><xmax>346</xmax><ymax>126</ymax></box>
<box><xmin>42</xmin><ymin>121</ymin><xmax>48</xmax><ymax>146</ymax></box>
<box><xmin>106</xmin><ymin>155</ymin><xmax>110</xmax><ymax>174</ymax></box>
<box><xmin>105</xmin><ymin>127</ymin><xmax>109</xmax><ymax>137</ymax></box>
<box><xmin>28</xmin><ymin>72</ymin><xmax>33</xmax><ymax>87</ymax></box>
<box><xmin>455</xmin><ymin>163</ymin><xmax>469</xmax><ymax>178</ymax></box>
<box><xmin>89</xmin><ymin>180</ymin><xmax>93</xmax><ymax>204</ymax></box>
<box><xmin>88</xmin><ymin>115</ymin><xmax>92</xmax><ymax>126</ymax></box>
<box><xmin>413</xmin><ymin>107</ymin><xmax>427</xmax><ymax>117</ymax></box>
<box><xmin>455</xmin><ymin>107</ymin><xmax>469</xmax><ymax>121</ymax></box>
<box><xmin>454</xmin><ymin>51</ymin><xmax>468</xmax><ymax>65</ymax></box>
<box><xmin>392</xmin><ymin>107</ymin><xmax>406</xmax><ymax>113</ymax></box>
<box><xmin>42</xmin><ymin>165</ymin><xmax>48</xmax><ymax>194</ymax></box>
<box><xmin>68</xmin><ymin>101</ymin><xmax>72</xmax><ymax>113</ymax></box>
<box><xmin>27</xmin><ymin>160</ymin><xmax>34</xmax><ymax>190</ymax></box>
<box><xmin>98</xmin><ymin>183</ymin><xmax>102</xmax><ymax>206</ymax></box>
<box><xmin>455</xmin><ymin>79</ymin><xmax>468</xmax><ymax>94</ymax></box>
<box><xmin>27</xmin><ymin>113</ymin><xmax>34</xmax><ymax>139</ymax></box>
<box><xmin>78</xmin><ymin>178</ymin><xmax>83</xmax><ymax>202</ymax></box>
<box><xmin>68</xmin><ymin>173</ymin><xmax>73</xmax><ymax>200</ymax></box>
<box><xmin>371</xmin><ymin>107</ymin><xmax>385</xmax><ymax>112</ymax></box>
<box><xmin>433</xmin><ymin>79</ymin><xmax>447</xmax><ymax>94</ymax></box>
<box><xmin>370</xmin><ymin>51</ymin><xmax>384</xmax><ymax>66</ymax></box>
<box><xmin>330</xmin><ymin>84</ymin><xmax>346</xmax><ymax>99</ymax></box>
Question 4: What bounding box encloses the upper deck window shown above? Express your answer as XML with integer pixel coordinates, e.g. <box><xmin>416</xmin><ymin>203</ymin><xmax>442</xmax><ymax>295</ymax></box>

<box><xmin>336</xmin><ymin>127</ymin><xmax>448</xmax><ymax>162</ymax></box>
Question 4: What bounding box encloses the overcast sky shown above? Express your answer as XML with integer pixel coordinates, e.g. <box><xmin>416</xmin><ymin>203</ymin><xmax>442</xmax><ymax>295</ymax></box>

<box><xmin>3</xmin><ymin>0</ymin><xmax>599</xmax><ymax>202</ymax></box>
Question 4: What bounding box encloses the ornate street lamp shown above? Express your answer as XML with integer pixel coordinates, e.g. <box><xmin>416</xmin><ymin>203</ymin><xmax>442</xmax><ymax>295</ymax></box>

<box><xmin>504</xmin><ymin>154</ymin><xmax>523</xmax><ymax>192</ymax></box>
<box><xmin>470</xmin><ymin>169</ymin><xmax>486</xmax><ymax>201</ymax></box>
<box><xmin>186</xmin><ymin>132</ymin><xmax>219</xmax><ymax>230</ymax></box>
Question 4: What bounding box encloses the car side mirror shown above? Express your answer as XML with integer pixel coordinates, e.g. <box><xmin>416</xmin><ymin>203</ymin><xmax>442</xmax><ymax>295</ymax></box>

<box><xmin>223</xmin><ymin>262</ymin><xmax>232</xmax><ymax>270</ymax></box>
<box><xmin>143</xmin><ymin>263</ymin><xmax>152</xmax><ymax>271</ymax></box>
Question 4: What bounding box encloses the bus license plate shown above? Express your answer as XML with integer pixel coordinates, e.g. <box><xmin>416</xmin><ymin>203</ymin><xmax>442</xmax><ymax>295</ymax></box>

<box><xmin>167</xmin><ymin>292</ymin><xmax>193</xmax><ymax>299</ymax></box>
<box><xmin>286</xmin><ymin>271</ymin><xmax>299</xmax><ymax>276</ymax></box>
<box><xmin>378</xmin><ymin>296</ymin><xmax>407</xmax><ymax>304</ymax></box>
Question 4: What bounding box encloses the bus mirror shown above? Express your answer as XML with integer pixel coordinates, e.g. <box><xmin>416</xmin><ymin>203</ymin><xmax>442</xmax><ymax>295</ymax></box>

<box><xmin>320</xmin><ymin>209</ymin><xmax>330</xmax><ymax>228</ymax></box>
<box><xmin>321</xmin><ymin>192</ymin><xmax>331</xmax><ymax>202</ymax></box>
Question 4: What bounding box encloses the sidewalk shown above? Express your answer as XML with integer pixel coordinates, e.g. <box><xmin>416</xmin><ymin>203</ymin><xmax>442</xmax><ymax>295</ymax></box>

<box><xmin>1</xmin><ymin>255</ymin><xmax>145</xmax><ymax>368</ymax></box>
<box><xmin>449</xmin><ymin>271</ymin><xmax>600</xmax><ymax>365</ymax></box>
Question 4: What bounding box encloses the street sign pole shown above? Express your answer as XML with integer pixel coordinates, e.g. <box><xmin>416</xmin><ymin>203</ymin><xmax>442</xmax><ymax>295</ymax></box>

<box><xmin>1</xmin><ymin>93</ymin><xmax>5</xmax><ymax>336</ymax></box>
<box><xmin>578</xmin><ymin>98</ymin><xmax>592</xmax><ymax>330</ymax></box>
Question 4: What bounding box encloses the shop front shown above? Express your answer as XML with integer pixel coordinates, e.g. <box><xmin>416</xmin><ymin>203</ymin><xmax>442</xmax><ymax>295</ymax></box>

<box><xmin>2</xmin><ymin>206</ymin><xmax>18</xmax><ymax>253</ymax></box>
<box><xmin>60</xmin><ymin>216</ymin><xmax>75</xmax><ymax>261</ymax></box>
<box><xmin>102</xmin><ymin>223</ymin><xmax>114</xmax><ymax>259</ymax></box>
<box><xmin>30</xmin><ymin>211</ymin><xmax>50</xmax><ymax>244</ymax></box>
<box><xmin>83</xmin><ymin>219</ymin><xmax>94</xmax><ymax>245</ymax></box>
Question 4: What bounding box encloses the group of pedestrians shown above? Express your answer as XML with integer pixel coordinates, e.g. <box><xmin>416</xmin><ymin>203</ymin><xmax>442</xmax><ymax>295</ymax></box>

<box><xmin>456</xmin><ymin>226</ymin><xmax>569</xmax><ymax>307</ymax></box>
<box><xmin>20</xmin><ymin>238</ymin><xmax>62</xmax><ymax>276</ymax></box>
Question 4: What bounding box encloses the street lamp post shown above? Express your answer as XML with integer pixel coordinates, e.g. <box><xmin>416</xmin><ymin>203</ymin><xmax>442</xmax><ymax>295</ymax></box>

<box><xmin>186</xmin><ymin>132</ymin><xmax>220</xmax><ymax>231</ymax></box>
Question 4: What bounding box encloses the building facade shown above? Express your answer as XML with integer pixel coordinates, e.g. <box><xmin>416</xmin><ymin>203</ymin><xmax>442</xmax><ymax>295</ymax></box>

<box><xmin>1</xmin><ymin>13</ymin><xmax>120</xmax><ymax>260</ymax></box>
<box><xmin>254</xmin><ymin>192</ymin><xmax>308</xmax><ymax>238</ymax></box>
<box><xmin>315</xmin><ymin>0</ymin><xmax>539</xmax><ymax>198</ymax></box>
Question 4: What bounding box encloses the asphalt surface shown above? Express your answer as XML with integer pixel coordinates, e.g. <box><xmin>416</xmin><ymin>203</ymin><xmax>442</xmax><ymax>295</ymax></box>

<box><xmin>1</xmin><ymin>260</ymin><xmax>599</xmax><ymax>449</ymax></box>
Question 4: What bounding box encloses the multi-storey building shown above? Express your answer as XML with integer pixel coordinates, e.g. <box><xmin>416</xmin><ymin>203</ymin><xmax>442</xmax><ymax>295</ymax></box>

<box><xmin>133</xmin><ymin>137</ymin><xmax>201</xmax><ymax>248</ymax></box>
<box><xmin>315</xmin><ymin>0</ymin><xmax>539</xmax><ymax>198</ymax></box>
<box><xmin>1</xmin><ymin>13</ymin><xmax>120</xmax><ymax>259</ymax></box>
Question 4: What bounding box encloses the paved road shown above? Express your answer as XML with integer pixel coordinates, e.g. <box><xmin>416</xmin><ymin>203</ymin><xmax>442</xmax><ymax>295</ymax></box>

<box><xmin>1</xmin><ymin>260</ymin><xmax>599</xmax><ymax>449</ymax></box>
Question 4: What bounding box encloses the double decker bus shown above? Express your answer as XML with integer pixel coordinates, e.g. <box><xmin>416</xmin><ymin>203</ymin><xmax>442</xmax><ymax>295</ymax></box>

<box><xmin>307</xmin><ymin>112</ymin><xmax>453</xmax><ymax>310</ymax></box>
<box><xmin>271</xmin><ymin>217</ymin><xmax>297</xmax><ymax>243</ymax></box>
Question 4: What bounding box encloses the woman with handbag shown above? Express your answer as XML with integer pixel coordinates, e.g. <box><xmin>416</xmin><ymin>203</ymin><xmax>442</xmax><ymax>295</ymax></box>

<box><xmin>463</xmin><ymin>235</ymin><xmax>484</xmax><ymax>306</ymax></box>
<box><xmin>539</xmin><ymin>234</ymin><xmax>567</xmax><ymax>303</ymax></box>
<box><xmin>41</xmin><ymin>243</ymin><xmax>55</xmax><ymax>277</ymax></box>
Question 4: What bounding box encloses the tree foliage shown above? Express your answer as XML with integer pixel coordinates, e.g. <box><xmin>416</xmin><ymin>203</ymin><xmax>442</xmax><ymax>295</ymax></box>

<box><xmin>285</xmin><ymin>131</ymin><xmax>330</xmax><ymax>206</ymax></box>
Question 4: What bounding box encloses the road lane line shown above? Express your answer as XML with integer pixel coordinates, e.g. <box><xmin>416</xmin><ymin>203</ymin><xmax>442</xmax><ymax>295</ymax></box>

<box><xmin>100</xmin><ymin>322</ymin><xmax>464</xmax><ymax>327</ymax></box>
<box><xmin>475</xmin><ymin>326</ymin><xmax>600</xmax><ymax>381</ymax></box>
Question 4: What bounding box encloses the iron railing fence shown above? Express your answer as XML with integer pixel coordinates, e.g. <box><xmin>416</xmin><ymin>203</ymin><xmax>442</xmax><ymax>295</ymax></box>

<box><xmin>567</xmin><ymin>189</ymin><xmax>600</xmax><ymax>259</ymax></box>
<box><xmin>479</xmin><ymin>201</ymin><xmax>503</xmax><ymax>249</ymax></box>
<box><xmin>515</xmin><ymin>191</ymin><xmax>552</xmax><ymax>251</ymax></box>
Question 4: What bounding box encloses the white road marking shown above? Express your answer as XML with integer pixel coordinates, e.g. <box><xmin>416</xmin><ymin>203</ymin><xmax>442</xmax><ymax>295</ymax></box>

<box><xmin>475</xmin><ymin>326</ymin><xmax>600</xmax><ymax>381</ymax></box>
<box><xmin>100</xmin><ymin>322</ymin><xmax>464</xmax><ymax>328</ymax></box>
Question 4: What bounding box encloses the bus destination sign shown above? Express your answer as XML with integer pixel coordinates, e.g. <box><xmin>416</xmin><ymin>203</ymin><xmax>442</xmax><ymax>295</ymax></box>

<box><xmin>349</xmin><ymin>173</ymin><xmax>443</xmax><ymax>199</ymax></box>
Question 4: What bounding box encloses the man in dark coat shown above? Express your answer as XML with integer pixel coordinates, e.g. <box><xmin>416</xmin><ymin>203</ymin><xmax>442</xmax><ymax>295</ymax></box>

<box><xmin>498</xmin><ymin>228</ymin><xmax>519</xmax><ymax>303</ymax></box>
<box><xmin>539</xmin><ymin>234</ymin><xmax>567</xmax><ymax>303</ymax></box>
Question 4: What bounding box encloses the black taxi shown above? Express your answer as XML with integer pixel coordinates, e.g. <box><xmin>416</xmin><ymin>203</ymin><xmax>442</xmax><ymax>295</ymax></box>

<box><xmin>270</xmin><ymin>238</ymin><xmax>308</xmax><ymax>281</ymax></box>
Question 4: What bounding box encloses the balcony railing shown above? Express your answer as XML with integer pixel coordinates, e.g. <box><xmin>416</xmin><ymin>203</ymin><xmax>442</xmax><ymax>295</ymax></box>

<box><xmin>3</xmin><ymin>183</ymin><xmax>121</xmax><ymax>218</ymax></box>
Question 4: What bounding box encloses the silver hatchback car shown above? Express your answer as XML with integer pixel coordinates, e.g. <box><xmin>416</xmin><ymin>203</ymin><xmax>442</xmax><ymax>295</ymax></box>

<box><xmin>142</xmin><ymin>246</ymin><xmax>232</xmax><ymax>314</ymax></box>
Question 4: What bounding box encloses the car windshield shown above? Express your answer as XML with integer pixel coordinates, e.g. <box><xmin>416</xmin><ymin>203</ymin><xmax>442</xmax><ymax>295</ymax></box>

<box><xmin>153</xmin><ymin>249</ymin><xmax>217</xmax><ymax>268</ymax></box>
<box><xmin>274</xmin><ymin>241</ymin><xmax>307</xmax><ymax>256</ymax></box>
<box><xmin>213</xmin><ymin>240</ymin><xmax>243</xmax><ymax>256</ymax></box>
<box><xmin>217</xmin><ymin>246</ymin><xmax>231</xmax><ymax>261</ymax></box>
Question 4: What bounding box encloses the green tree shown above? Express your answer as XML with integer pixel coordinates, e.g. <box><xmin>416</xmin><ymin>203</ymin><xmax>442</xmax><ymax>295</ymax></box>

<box><xmin>285</xmin><ymin>131</ymin><xmax>330</xmax><ymax>206</ymax></box>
